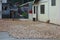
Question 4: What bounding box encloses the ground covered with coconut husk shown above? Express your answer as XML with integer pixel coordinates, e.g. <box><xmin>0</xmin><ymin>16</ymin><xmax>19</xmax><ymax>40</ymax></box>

<box><xmin>0</xmin><ymin>19</ymin><xmax>60</xmax><ymax>39</ymax></box>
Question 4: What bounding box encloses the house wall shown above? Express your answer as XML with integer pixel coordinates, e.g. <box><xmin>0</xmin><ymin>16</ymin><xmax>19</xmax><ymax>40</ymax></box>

<box><xmin>38</xmin><ymin>0</ymin><xmax>60</xmax><ymax>25</ymax></box>
<box><xmin>29</xmin><ymin>3</ymin><xmax>33</xmax><ymax>20</ymax></box>
<box><xmin>32</xmin><ymin>0</ymin><xmax>60</xmax><ymax>25</ymax></box>
<box><xmin>38</xmin><ymin>0</ymin><xmax>49</xmax><ymax>22</ymax></box>
<box><xmin>32</xmin><ymin>4</ymin><xmax>39</xmax><ymax>21</ymax></box>
<box><xmin>32</xmin><ymin>5</ymin><xmax>36</xmax><ymax>20</ymax></box>
<box><xmin>49</xmin><ymin>0</ymin><xmax>60</xmax><ymax>25</ymax></box>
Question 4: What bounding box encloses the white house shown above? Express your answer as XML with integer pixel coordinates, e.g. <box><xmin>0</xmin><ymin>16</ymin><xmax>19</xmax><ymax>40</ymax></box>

<box><xmin>32</xmin><ymin>0</ymin><xmax>60</xmax><ymax>25</ymax></box>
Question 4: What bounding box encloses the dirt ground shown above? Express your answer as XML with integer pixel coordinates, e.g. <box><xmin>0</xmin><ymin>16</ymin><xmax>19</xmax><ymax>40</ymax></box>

<box><xmin>0</xmin><ymin>19</ymin><xmax>60</xmax><ymax>39</ymax></box>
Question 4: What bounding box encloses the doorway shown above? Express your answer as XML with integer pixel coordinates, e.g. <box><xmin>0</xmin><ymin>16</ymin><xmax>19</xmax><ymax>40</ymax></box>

<box><xmin>33</xmin><ymin>5</ymin><xmax>38</xmax><ymax>21</ymax></box>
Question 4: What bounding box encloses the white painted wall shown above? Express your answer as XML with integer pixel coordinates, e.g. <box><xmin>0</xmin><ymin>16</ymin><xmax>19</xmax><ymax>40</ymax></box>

<box><xmin>38</xmin><ymin>1</ymin><xmax>49</xmax><ymax>22</ymax></box>
<box><xmin>49</xmin><ymin>0</ymin><xmax>60</xmax><ymax>25</ymax></box>
<box><xmin>32</xmin><ymin>4</ymin><xmax>39</xmax><ymax>21</ymax></box>
<box><xmin>38</xmin><ymin>0</ymin><xmax>60</xmax><ymax>25</ymax></box>
<box><xmin>40</xmin><ymin>0</ymin><xmax>48</xmax><ymax>2</ymax></box>
<box><xmin>29</xmin><ymin>13</ymin><xmax>33</xmax><ymax>20</ymax></box>
<box><xmin>28</xmin><ymin>3</ymin><xmax>33</xmax><ymax>20</ymax></box>
<box><xmin>32</xmin><ymin>0</ymin><xmax>60</xmax><ymax>25</ymax></box>
<box><xmin>32</xmin><ymin>5</ymin><xmax>36</xmax><ymax>18</ymax></box>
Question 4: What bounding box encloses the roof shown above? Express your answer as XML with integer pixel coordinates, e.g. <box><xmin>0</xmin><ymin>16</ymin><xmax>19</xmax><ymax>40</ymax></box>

<box><xmin>20</xmin><ymin>1</ymin><xmax>33</xmax><ymax>7</ymax></box>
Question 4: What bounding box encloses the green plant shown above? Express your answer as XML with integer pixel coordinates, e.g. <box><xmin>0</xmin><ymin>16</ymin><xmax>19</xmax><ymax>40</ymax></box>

<box><xmin>22</xmin><ymin>12</ymin><xmax>27</xmax><ymax>17</ymax></box>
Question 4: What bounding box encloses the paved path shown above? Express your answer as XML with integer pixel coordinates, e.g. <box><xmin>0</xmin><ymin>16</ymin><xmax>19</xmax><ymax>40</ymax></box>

<box><xmin>0</xmin><ymin>32</ymin><xmax>59</xmax><ymax>40</ymax></box>
<box><xmin>0</xmin><ymin>19</ymin><xmax>60</xmax><ymax>39</ymax></box>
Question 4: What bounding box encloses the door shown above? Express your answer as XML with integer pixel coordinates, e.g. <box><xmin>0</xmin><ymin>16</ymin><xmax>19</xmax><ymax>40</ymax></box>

<box><xmin>33</xmin><ymin>5</ymin><xmax>38</xmax><ymax>21</ymax></box>
<box><xmin>38</xmin><ymin>2</ymin><xmax>49</xmax><ymax>22</ymax></box>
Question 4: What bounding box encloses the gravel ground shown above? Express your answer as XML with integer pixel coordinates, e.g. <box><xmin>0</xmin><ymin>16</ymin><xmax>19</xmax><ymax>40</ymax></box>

<box><xmin>0</xmin><ymin>19</ymin><xmax>60</xmax><ymax>39</ymax></box>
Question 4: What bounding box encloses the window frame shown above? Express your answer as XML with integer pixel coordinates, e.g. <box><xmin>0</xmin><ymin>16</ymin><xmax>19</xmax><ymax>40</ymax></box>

<box><xmin>40</xmin><ymin>5</ymin><xmax>45</xmax><ymax>14</ymax></box>
<box><xmin>51</xmin><ymin>0</ymin><xmax>56</xmax><ymax>6</ymax></box>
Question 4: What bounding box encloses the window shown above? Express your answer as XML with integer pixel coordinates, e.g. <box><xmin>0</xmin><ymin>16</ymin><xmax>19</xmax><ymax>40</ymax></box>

<box><xmin>51</xmin><ymin>0</ymin><xmax>56</xmax><ymax>6</ymax></box>
<box><xmin>34</xmin><ymin>6</ymin><xmax>35</xmax><ymax>14</ymax></box>
<box><xmin>40</xmin><ymin>5</ymin><xmax>45</xmax><ymax>14</ymax></box>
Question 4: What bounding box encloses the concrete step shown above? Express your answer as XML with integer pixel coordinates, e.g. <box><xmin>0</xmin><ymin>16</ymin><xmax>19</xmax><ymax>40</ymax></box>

<box><xmin>0</xmin><ymin>39</ymin><xmax>59</xmax><ymax>40</ymax></box>
<box><xmin>0</xmin><ymin>32</ymin><xmax>59</xmax><ymax>40</ymax></box>
<box><xmin>0</xmin><ymin>38</ymin><xmax>14</xmax><ymax>40</ymax></box>
<box><xmin>7</xmin><ymin>38</ymin><xmax>59</xmax><ymax>40</ymax></box>
<box><xmin>0</xmin><ymin>32</ymin><xmax>9</xmax><ymax>38</ymax></box>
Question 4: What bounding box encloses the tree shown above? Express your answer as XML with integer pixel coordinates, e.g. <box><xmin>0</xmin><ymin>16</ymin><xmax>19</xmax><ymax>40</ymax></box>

<box><xmin>9</xmin><ymin>0</ymin><xmax>34</xmax><ymax>4</ymax></box>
